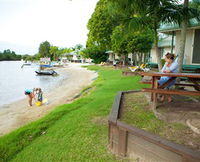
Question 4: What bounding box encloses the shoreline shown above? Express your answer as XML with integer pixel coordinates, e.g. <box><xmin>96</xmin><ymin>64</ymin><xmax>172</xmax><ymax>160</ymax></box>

<box><xmin>0</xmin><ymin>63</ymin><xmax>97</xmax><ymax>136</ymax></box>
<box><xmin>0</xmin><ymin>65</ymin><xmax>69</xmax><ymax>108</ymax></box>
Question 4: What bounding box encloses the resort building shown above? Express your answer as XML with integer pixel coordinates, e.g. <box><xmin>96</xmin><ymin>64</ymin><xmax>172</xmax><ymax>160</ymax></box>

<box><xmin>107</xmin><ymin>51</ymin><xmax>135</xmax><ymax>65</ymax></box>
<box><xmin>150</xmin><ymin>35</ymin><xmax>175</xmax><ymax>63</ymax></box>
<box><xmin>150</xmin><ymin>19</ymin><xmax>200</xmax><ymax>65</ymax></box>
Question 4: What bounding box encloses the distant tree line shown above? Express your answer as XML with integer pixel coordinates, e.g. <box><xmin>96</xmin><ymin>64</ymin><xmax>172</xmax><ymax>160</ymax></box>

<box><xmin>0</xmin><ymin>49</ymin><xmax>22</xmax><ymax>61</ymax></box>
<box><xmin>35</xmin><ymin>40</ymin><xmax>84</xmax><ymax>61</ymax></box>
<box><xmin>0</xmin><ymin>41</ymin><xmax>85</xmax><ymax>62</ymax></box>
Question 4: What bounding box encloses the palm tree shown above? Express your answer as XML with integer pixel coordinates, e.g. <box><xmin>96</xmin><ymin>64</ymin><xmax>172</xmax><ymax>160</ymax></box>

<box><xmin>178</xmin><ymin>0</ymin><xmax>189</xmax><ymax>72</ymax></box>
<box><xmin>109</xmin><ymin>0</ymin><xmax>200</xmax><ymax>71</ymax></box>
<box><xmin>162</xmin><ymin>0</ymin><xmax>200</xmax><ymax>72</ymax></box>
<box><xmin>109</xmin><ymin>0</ymin><xmax>179</xmax><ymax>71</ymax></box>
<box><xmin>177</xmin><ymin>0</ymin><xmax>200</xmax><ymax>72</ymax></box>
<box><xmin>190</xmin><ymin>0</ymin><xmax>200</xmax><ymax>11</ymax></box>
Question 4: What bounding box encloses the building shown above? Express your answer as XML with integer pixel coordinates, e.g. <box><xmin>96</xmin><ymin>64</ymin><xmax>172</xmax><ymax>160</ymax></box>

<box><xmin>107</xmin><ymin>51</ymin><xmax>119</xmax><ymax>62</ymax></box>
<box><xmin>150</xmin><ymin>18</ymin><xmax>200</xmax><ymax>65</ymax></box>
<box><xmin>107</xmin><ymin>51</ymin><xmax>135</xmax><ymax>65</ymax></box>
<box><xmin>150</xmin><ymin>36</ymin><xmax>175</xmax><ymax>63</ymax></box>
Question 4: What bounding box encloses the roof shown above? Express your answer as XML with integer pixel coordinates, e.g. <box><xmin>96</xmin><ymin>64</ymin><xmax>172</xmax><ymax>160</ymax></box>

<box><xmin>158</xmin><ymin>36</ymin><xmax>175</xmax><ymax>47</ymax></box>
<box><xmin>158</xmin><ymin>18</ymin><xmax>200</xmax><ymax>34</ymax></box>
<box><xmin>151</xmin><ymin>36</ymin><xmax>175</xmax><ymax>48</ymax></box>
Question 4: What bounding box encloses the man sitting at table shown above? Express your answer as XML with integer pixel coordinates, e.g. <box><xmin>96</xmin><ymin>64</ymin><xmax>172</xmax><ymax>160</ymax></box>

<box><xmin>158</xmin><ymin>53</ymin><xmax>178</xmax><ymax>102</ymax></box>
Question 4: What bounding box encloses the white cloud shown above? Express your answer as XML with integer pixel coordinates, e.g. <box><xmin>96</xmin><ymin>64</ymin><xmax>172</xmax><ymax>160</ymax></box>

<box><xmin>0</xmin><ymin>0</ymin><xmax>98</xmax><ymax>54</ymax></box>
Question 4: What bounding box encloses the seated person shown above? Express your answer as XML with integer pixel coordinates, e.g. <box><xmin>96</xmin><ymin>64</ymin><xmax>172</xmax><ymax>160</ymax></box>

<box><xmin>158</xmin><ymin>53</ymin><xmax>178</xmax><ymax>102</ymax></box>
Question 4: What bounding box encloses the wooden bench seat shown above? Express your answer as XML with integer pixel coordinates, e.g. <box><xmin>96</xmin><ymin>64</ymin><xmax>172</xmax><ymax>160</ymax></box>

<box><xmin>142</xmin><ymin>88</ymin><xmax>200</xmax><ymax>96</ymax></box>
<box><xmin>140</xmin><ymin>80</ymin><xmax>197</xmax><ymax>87</ymax></box>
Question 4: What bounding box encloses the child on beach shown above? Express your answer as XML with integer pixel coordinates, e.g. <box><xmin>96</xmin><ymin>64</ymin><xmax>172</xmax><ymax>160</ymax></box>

<box><xmin>24</xmin><ymin>88</ymin><xmax>36</xmax><ymax>106</ymax></box>
<box><xmin>37</xmin><ymin>88</ymin><xmax>43</xmax><ymax>103</ymax></box>
<box><xmin>24</xmin><ymin>88</ymin><xmax>43</xmax><ymax>106</ymax></box>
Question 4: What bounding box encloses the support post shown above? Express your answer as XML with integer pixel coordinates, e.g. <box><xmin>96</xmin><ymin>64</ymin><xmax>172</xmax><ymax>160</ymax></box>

<box><xmin>118</xmin><ymin>128</ymin><xmax>127</xmax><ymax>157</ymax></box>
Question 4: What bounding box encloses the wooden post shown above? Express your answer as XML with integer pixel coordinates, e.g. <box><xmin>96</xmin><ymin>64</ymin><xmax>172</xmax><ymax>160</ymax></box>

<box><xmin>118</xmin><ymin>128</ymin><xmax>127</xmax><ymax>157</ymax></box>
<box><xmin>152</xmin><ymin>76</ymin><xmax>158</xmax><ymax>110</ymax></box>
<box><xmin>151</xmin><ymin>76</ymin><xmax>155</xmax><ymax>101</ymax></box>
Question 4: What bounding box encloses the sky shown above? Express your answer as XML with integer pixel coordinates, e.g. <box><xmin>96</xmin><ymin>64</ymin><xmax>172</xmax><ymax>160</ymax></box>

<box><xmin>0</xmin><ymin>0</ymin><xmax>98</xmax><ymax>54</ymax></box>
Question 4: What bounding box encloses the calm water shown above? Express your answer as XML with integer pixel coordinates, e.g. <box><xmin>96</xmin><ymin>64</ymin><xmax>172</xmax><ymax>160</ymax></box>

<box><xmin>0</xmin><ymin>61</ymin><xmax>68</xmax><ymax>107</ymax></box>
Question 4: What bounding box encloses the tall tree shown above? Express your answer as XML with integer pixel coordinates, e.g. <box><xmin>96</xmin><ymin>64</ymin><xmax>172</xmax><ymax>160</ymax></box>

<box><xmin>111</xmin><ymin>25</ymin><xmax>130</xmax><ymax>65</ymax></box>
<box><xmin>109</xmin><ymin>0</ymin><xmax>180</xmax><ymax>71</ymax></box>
<box><xmin>177</xmin><ymin>0</ymin><xmax>189</xmax><ymax>72</ymax></box>
<box><xmin>109</xmin><ymin>0</ymin><xmax>200</xmax><ymax>71</ymax></box>
<box><xmin>73</xmin><ymin>44</ymin><xmax>84</xmax><ymax>59</ymax></box>
<box><xmin>74</xmin><ymin>44</ymin><xmax>83</xmax><ymax>51</ymax></box>
<box><xmin>176</xmin><ymin>0</ymin><xmax>200</xmax><ymax>72</ymax></box>
<box><xmin>127</xmin><ymin>31</ymin><xmax>154</xmax><ymax>65</ymax></box>
<box><xmin>190</xmin><ymin>0</ymin><xmax>200</xmax><ymax>11</ymax></box>
<box><xmin>87</xmin><ymin>0</ymin><xmax>119</xmax><ymax>51</ymax></box>
<box><xmin>39</xmin><ymin>41</ymin><xmax>51</xmax><ymax>59</ymax></box>
<box><xmin>50</xmin><ymin>46</ymin><xmax>59</xmax><ymax>61</ymax></box>
<box><xmin>82</xmin><ymin>46</ymin><xmax>108</xmax><ymax>64</ymax></box>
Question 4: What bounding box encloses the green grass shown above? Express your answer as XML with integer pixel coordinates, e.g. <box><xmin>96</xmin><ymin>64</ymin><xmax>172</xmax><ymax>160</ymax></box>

<box><xmin>0</xmin><ymin>66</ymin><xmax>146</xmax><ymax>162</ymax></box>
<box><xmin>120</xmin><ymin>93</ymin><xmax>165</xmax><ymax>134</ymax></box>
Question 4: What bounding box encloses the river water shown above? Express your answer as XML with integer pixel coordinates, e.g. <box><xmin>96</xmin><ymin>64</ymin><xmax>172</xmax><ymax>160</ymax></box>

<box><xmin>0</xmin><ymin>61</ymin><xmax>68</xmax><ymax>107</ymax></box>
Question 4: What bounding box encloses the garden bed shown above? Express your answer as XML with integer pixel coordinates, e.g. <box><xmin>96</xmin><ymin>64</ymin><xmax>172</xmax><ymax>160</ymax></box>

<box><xmin>109</xmin><ymin>91</ymin><xmax>200</xmax><ymax>161</ymax></box>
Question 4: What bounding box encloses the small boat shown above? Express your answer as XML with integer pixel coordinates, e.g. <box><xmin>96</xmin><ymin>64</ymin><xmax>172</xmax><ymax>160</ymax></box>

<box><xmin>21</xmin><ymin>63</ymin><xmax>31</xmax><ymax>68</ymax></box>
<box><xmin>40</xmin><ymin>64</ymin><xmax>52</xmax><ymax>68</ymax></box>
<box><xmin>35</xmin><ymin>70</ymin><xmax>57</xmax><ymax>75</ymax></box>
<box><xmin>23</xmin><ymin>63</ymin><xmax>31</xmax><ymax>66</ymax></box>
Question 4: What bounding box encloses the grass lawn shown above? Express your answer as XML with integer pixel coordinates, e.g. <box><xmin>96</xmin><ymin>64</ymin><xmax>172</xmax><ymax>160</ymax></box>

<box><xmin>0</xmin><ymin>66</ymin><xmax>146</xmax><ymax>162</ymax></box>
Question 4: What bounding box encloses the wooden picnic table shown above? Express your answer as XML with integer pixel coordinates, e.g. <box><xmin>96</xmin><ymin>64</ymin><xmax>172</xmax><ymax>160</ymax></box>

<box><xmin>139</xmin><ymin>72</ymin><xmax>200</xmax><ymax>109</ymax></box>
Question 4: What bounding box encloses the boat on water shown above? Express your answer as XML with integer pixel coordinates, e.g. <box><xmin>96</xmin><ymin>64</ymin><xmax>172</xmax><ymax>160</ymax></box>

<box><xmin>23</xmin><ymin>63</ymin><xmax>31</xmax><ymax>65</ymax></box>
<box><xmin>35</xmin><ymin>70</ymin><xmax>57</xmax><ymax>75</ymax></box>
<box><xmin>21</xmin><ymin>63</ymin><xmax>31</xmax><ymax>68</ymax></box>
<box><xmin>40</xmin><ymin>64</ymin><xmax>52</xmax><ymax>68</ymax></box>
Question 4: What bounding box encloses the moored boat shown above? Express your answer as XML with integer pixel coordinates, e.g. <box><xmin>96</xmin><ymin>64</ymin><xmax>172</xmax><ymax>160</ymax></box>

<box><xmin>35</xmin><ymin>70</ymin><xmax>57</xmax><ymax>75</ymax></box>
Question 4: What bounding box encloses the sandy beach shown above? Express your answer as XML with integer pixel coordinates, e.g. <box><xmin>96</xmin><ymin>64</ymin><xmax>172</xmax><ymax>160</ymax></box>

<box><xmin>0</xmin><ymin>63</ymin><xmax>97</xmax><ymax>136</ymax></box>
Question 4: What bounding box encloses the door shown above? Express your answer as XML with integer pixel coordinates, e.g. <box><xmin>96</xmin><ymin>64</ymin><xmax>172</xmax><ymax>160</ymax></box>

<box><xmin>192</xmin><ymin>29</ymin><xmax>200</xmax><ymax>64</ymax></box>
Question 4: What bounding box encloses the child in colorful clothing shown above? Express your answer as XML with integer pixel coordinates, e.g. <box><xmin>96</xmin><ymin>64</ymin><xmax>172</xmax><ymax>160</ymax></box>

<box><xmin>37</xmin><ymin>88</ymin><xmax>43</xmax><ymax>103</ymax></box>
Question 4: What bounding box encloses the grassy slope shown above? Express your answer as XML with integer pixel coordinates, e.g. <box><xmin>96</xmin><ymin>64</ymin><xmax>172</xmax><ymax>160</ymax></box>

<box><xmin>0</xmin><ymin>66</ymin><xmax>146</xmax><ymax>162</ymax></box>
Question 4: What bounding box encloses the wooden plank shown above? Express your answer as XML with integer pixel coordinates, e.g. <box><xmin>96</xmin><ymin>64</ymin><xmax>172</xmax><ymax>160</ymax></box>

<box><xmin>152</xmin><ymin>76</ymin><xmax>158</xmax><ymax>109</ymax></box>
<box><xmin>151</xmin><ymin>76</ymin><xmax>155</xmax><ymax>102</ymax></box>
<box><xmin>127</xmin><ymin>133</ymin><xmax>182</xmax><ymax>162</ymax></box>
<box><xmin>109</xmin><ymin>92</ymin><xmax>122</xmax><ymax>123</ymax></box>
<box><xmin>175</xmin><ymin>83</ymin><xmax>196</xmax><ymax>87</ymax></box>
<box><xmin>141</xmin><ymin>82</ymin><xmax>197</xmax><ymax>87</ymax></box>
<box><xmin>142</xmin><ymin>88</ymin><xmax>200</xmax><ymax>96</ymax></box>
<box><xmin>139</xmin><ymin>72</ymin><xmax>200</xmax><ymax>79</ymax></box>
<box><xmin>118</xmin><ymin>128</ymin><xmax>127</xmax><ymax>156</ymax></box>
<box><xmin>117</xmin><ymin>121</ymin><xmax>200</xmax><ymax>161</ymax></box>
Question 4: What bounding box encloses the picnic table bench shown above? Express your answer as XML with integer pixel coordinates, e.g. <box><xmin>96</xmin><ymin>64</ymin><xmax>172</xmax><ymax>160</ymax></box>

<box><xmin>139</xmin><ymin>72</ymin><xmax>200</xmax><ymax>109</ymax></box>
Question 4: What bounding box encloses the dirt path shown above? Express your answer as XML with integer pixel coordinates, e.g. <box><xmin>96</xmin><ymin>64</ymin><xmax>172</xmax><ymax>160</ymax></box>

<box><xmin>0</xmin><ymin>63</ymin><xmax>97</xmax><ymax>136</ymax></box>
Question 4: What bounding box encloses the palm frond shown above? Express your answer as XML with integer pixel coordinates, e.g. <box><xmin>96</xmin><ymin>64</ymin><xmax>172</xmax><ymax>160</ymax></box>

<box><xmin>160</xmin><ymin>4</ymin><xmax>200</xmax><ymax>25</ymax></box>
